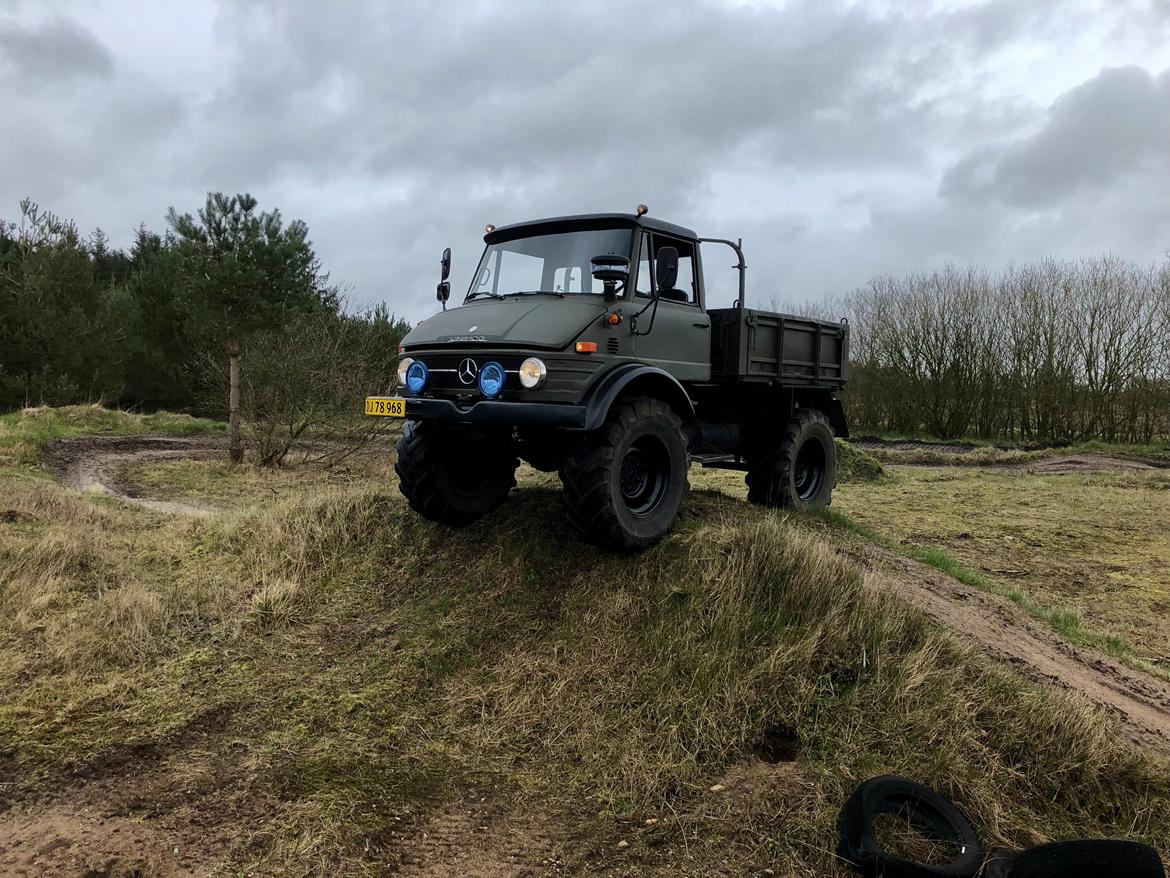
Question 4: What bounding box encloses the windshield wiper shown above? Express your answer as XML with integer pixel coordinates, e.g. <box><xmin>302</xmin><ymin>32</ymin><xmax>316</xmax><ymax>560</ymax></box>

<box><xmin>504</xmin><ymin>290</ymin><xmax>565</xmax><ymax>298</ymax></box>
<box><xmin>467</xmin><ymin>290</ymin><xmax>504</xmax><ymax>300</ymax></box>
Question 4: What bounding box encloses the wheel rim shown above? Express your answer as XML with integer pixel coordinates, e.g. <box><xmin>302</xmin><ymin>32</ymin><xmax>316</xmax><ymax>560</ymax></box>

<box><xmin>619</xmin><ymin>436</ymin><xmax>670</xmax><ymax>516</ymax></box>
<box><xmin>793</xmin><ymin>437</ymin><xmax>826</xmax><ymax>502</ymax></box>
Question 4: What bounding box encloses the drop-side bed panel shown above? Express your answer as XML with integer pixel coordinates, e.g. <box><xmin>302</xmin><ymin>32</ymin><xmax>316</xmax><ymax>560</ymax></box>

<box><xmin>708</xmin><ymin>308</ymin><xmax>848</xmax><ymax>386</ymax></box>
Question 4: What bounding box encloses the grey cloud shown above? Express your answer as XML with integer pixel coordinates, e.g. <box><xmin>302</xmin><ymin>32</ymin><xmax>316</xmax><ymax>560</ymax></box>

<box><xmin>941</xmin><ymin>65</ymin><xmax>1170</xmax><ymax>207</ymax></box>
<box><xmin>195</xmin><ymin>0</ymin><xmax>1086</xmax><ymax>318</ymax></box>
<box><xmin>0</xmin><ymin>15</ymin><xmax>114</xmax><ymax>81</ymax></box>
<box><xmin>2</xmin><ymin>0</ymin><xmax>1168</xmax><ymax>323</ymax></box>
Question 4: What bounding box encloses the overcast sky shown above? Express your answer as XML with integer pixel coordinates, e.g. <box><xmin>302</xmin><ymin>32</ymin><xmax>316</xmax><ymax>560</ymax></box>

<box><xmin>2</xmin><ymin>0</ymin><xmax>1168</xmax><ymax>319</ymax></box>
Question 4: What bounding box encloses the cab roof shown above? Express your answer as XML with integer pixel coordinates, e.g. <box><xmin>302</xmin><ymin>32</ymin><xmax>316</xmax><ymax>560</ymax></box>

<box><xmin>484</xmin><ymin>212</ymin><xmax>697</xmax><ymax>244</ymax></box>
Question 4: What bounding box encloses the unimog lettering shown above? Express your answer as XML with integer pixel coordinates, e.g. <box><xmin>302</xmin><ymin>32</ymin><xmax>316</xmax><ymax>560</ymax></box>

<box><xmin>367</xmin><ymin>210</ymin><xmax>849</xmax><ymax>552</ymax></box>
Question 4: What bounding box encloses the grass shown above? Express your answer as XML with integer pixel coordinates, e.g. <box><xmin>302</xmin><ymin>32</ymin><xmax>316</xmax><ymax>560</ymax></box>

<box><xmin>822</xmin><ymin>493</ymin><xmax>1160</xmax><ymax>667</ymax></box>
<box><xmin>119</xmin><ymin>450</ymin><xmax>391</xmax><ymax>505</ymax></box>
<box><xmin>822</xmin><ymin>463</ymin><xmax>1170</xmax><ymax>671</ymax></box>
<box><xmin>0</xmin><ymin>404</ymin><xmax>223</xmax><ymax>469</ymax></box>
<box><xmin>2</xmin><ymin>408</ymin><xmax>1169</xmax><ymax>875</ymax></box>
<box><xmin>834</xmin><ymin>438</ymin><xmax>885</xmax><ymax>483</ymax></box>
<box><xmin>816</xmin><ymin>505</ymin><xmax>1153</xmax><ymax>670</ymax></box>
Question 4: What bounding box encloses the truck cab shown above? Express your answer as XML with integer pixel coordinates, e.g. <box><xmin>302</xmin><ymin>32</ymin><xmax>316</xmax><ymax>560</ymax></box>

<box><xmin>369</xmin><ymin>210</ymin><xmax>849</xmax><ymax>551</ymax></box>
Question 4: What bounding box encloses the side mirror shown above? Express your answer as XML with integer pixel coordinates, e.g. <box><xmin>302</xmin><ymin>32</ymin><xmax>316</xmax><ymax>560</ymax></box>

<box><xmin>440</xmin><ymin>246</ymin><xmax>451</xmax><ymax>281</ymax></box>
<box><xmin>655</xmin><ymin>246</ymin><xmax>678</xmax><ymax>292</ymax></box>
<box><xmin>436</xmin><ymin>281</ymin><xmax>450</xmax><ymax>303</ymax></box>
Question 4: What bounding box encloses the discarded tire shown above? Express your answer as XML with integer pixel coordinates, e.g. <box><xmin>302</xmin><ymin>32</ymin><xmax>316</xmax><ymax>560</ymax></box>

<box><xmin>1005</xmin><ymin>839</ymin><xmax>1164</xmax><ymax>878</ymax></box>
<box><xmin>837</xmin><ymin>775</ymin><xmax>983</xmax><ymax>878</ymax></box>
<box><xmin>980</xmin><ymin>848</ymin><xmax>1017</xmax><ymax>878</ymax></box>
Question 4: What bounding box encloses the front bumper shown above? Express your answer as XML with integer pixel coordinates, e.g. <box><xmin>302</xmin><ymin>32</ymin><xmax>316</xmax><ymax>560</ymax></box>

<box><xmin>405</xmin><ymin>396</ymin><xmax>587</xmax><ymax>428</ymax></box>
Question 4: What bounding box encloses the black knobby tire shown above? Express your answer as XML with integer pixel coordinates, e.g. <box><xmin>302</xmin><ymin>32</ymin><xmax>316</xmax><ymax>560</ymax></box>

<box><xmin>395</xmin><ymin>420</ymin><xmax>518</xmax><ymax>526</ymax></box>
<box><xmin>837</xmin><ymin>775</ymin><xmax>983</xmax><ymax>878</ymax></box>
<box><xmin>746</xmin><ymin>407</ymin><xmax>836</xmax><ymax>510</ymax></box>
<box><xmin>516</xmin><ymin>429</ymin><xmax>565</xmax><ymax>473</ymax></box>
<box><xmin>559</xmin><ymin>397</ymin><xmax>689</xmax><ymax>552</ymax></box>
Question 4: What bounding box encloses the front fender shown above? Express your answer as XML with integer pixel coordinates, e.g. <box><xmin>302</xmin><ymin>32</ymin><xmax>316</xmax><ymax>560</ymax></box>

<box><xmin>580</xmin><ymin>364</ymin><xmax>695</xmax><ymax>430</ymax></box>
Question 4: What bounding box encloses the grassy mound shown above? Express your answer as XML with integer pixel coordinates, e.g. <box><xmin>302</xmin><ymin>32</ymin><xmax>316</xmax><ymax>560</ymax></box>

<box><xmin>835</xmin><ymin>439</ymin><xmax>885</xmax><ymax>482</ymax></box>
<box><xmin>2</xmin><ymin>462</ymin><xmax>1167</xmax><ymax>873</ymax></box>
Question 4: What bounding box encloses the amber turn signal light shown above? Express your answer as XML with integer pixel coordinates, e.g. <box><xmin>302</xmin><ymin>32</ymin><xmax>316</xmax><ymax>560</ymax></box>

<box><xmin>575</xmin><ymin>341</ymin><xmax>598</xmax><ymax>353</ymax></box>
<box><xmin>606</xmin><ymin>312</ymin><xmax>623</xmax><ymax>326</ymax></box>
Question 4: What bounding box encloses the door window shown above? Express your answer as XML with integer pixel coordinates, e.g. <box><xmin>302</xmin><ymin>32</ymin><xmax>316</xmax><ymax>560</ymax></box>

<box><xmin>651</xmin><ymin>235</ymin><xmax>698</xmax><ymax>305</ymax></box>
<box><xmin>635</xmin><ymin>232</ymin><xmax>654</xmax><ymax>298</ymax></box>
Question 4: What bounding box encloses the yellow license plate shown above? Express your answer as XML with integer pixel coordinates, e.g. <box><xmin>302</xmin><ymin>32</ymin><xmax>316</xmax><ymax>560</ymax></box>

<box><xmin>364</xmin><ymin>397</ymin><xmax>406</xmax><ymax>417</ymax></box>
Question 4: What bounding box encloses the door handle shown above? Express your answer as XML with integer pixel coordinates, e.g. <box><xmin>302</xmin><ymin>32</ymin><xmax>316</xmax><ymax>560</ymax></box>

<box><xmin>693</xmin><ymin>317</ymin><xmax>710</xmax><ymax>328</ymax></box>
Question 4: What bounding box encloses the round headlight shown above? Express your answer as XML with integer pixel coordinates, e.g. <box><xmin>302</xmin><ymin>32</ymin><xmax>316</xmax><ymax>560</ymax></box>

<box><xmin>405</xmin><ymin>360</ymin><xmax>429</xmax><ymax>395</ymax></box>
<box><xmin>478</xmin><ymin>361</ymin><xmax>505</xmax><ymax>398</ymax></box>
<box><xmin>396</xmin><ymin>357</ymin><xmax>414</xmax><ymax>387</ymax></box>
<box><xmin>518</xmin><ymin>357</ymin><xmax>547</xmax><ymax>389</ymax></box>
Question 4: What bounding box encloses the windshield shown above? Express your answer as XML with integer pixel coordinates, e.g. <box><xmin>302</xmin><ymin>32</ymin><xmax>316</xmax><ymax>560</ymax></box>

<box><xmin>466</xmin><ymin>228</ymin><xmax>633</xmax><ymax>300</ymax></box>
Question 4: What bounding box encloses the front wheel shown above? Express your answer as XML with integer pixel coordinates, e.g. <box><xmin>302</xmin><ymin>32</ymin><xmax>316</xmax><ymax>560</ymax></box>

<box><xmin>559</xmin><ymin>397</ymin><xmax>689</xmax><ymax>552</ymax></box>
<box><xmin>395</xmin><ymin>421</ymin><xmax>518</xmax><ymax>526</ymax></box>
<box><xmin>745</xmin><ymin>408</ymin><xmax>837</xmax><ymax>510</ymax></box>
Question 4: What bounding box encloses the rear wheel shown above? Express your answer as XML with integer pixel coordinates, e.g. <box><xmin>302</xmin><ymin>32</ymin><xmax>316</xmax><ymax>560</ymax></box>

<box><xmin>560</xmin><ymin>397</ymin><xmax>689</xmax><ymax>552</ymax></box>
<box><xmin>395</xmin><ymin>421</ymin><xmax>518</xmax><ymax>526</ymax></box>
<box><xmin>746</xmin><ymin>408</ymin><xmax>836</xmax><ymax>510</ymax></box>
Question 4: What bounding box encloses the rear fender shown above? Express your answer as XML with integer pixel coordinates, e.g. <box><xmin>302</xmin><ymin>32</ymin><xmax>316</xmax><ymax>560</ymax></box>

<box><xmin>799</xmin><ymin>392</ymin><xmax>848</xmax><ymax>438</ymax></box>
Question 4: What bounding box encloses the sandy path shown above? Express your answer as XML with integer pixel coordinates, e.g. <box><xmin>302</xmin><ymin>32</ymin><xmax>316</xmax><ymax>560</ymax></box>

<box><xmin>43</xmin><ymin>435</ymin><xmax>226</xmax><ymax>516</ymax></box>
<box><xmin>841</xmin><ymin>536</ymin><xmax>1170</xmax><ymax>753</ymax></box>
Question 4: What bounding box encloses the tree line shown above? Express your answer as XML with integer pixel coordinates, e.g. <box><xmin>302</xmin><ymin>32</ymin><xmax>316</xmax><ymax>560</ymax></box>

<box><xmin>840</xmin><ymin>256</ymin><xmax>1170</xmax><ymax>442</ymax></box>
<box><xmin>0</xmin><ymin>195</ymin><xmax>410</xmax><ymax>463</ymax></box>
<box><xmin>5</xmin><ymin>193</ymin><xmax>1166</xmax><ymax>448</ymax></box>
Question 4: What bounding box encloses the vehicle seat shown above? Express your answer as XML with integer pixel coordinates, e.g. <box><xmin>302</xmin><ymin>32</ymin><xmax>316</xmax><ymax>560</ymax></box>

<box><xmin>660</xmin><ymin>288</ymin><xmax>689</xmax><ymax>303</ymax></box>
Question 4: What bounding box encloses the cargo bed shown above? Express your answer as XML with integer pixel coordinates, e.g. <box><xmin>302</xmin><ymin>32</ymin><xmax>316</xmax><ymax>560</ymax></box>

<box><xmin>708</xmin><ymin>307</ymin><xmax>848</xmax><ymax>386</ymax></box>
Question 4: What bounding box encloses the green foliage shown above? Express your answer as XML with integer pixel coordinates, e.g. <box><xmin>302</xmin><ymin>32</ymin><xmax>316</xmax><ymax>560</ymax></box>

<box><xmin>0</xmin><ymin>197</ymin><xmax>405</xmax><ymax>425</ymax></box>
<box><xmin>166</xmin><ymin>192</ymin><xmax>334</xmax><ymax>351</ymax></box>
<box><xmin>0</xmin><ymin>200</ymin><xmax>129</xmax><ymax>410</ymax></box>
<box><xmin>235</xmin><ymin>304</ymin><xmax>412</xmax><ymax>465</ymax></box>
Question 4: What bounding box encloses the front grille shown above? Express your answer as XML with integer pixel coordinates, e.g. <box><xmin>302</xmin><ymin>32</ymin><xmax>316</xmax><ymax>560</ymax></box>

<box><xmin>414</xmin><ymin>352</ymin><xmax>528</xmax><ymax>392</ymax></box>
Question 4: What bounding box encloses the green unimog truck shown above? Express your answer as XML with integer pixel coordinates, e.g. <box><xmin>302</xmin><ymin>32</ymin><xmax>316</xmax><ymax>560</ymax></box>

<box><xmin>366</xmin><ymin>209</ymin><xmax>849</xmax><ymax>551</ymax></box>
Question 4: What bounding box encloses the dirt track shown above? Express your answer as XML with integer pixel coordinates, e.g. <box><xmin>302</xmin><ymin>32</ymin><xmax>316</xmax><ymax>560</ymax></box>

<box><xmin>843</xmin><ymin>537</ymin><xmax>1170</xmax><ymax>753</ymax></box>
<box><xmin>44</xmin><ymin>435</ymin><xmax>226</xmax><ymax>516</ymax></box>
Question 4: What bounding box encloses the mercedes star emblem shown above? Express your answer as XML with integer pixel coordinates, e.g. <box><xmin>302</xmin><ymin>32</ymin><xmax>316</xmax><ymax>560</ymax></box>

<box><xmin>458</xmin><ymin>358</ymin><xmax>478</xmax><ymax>385</ymax></box>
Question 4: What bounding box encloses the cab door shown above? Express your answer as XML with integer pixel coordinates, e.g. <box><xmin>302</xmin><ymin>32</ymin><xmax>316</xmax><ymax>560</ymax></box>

<box><xmin>631</xmin><ymin>231</ymin><xmax>711</xmax><ymax>381</ymax></box>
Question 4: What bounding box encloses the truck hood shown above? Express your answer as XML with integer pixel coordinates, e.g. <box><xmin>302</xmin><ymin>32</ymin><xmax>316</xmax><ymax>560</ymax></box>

<box><xmin>403</xmin><ymin>296</ymin><xmax>607</xmax><ymax>350</ymax></box>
